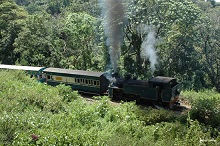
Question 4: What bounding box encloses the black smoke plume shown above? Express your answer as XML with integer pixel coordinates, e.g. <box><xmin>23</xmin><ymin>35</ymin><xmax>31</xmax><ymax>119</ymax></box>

<box><xmin>100</xmin><ymin>0</ymin><xmax>125</xmax><ymax>72</ymax></box>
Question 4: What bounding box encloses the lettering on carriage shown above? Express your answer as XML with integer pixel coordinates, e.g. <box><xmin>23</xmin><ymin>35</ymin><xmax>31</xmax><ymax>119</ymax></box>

<box><xmin>55</xmin><ymin>76</ymin><xmax>62</xmax><ymax>81</ymax></box>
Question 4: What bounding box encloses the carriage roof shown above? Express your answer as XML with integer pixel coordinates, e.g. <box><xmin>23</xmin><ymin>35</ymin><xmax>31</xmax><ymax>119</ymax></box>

<box><xmin>0</xmin><ymin>64</ymin><xmax>45</xmax><ymax>71</ymax></box>
<box><xmin>148</xmin><ymin>76</ymin><xmax>176</xmax><ymax>84</ymax></box>
<box><xmin>43</xmin><ymin>68</ymin><xmax>104</xmax><ymax>77</ymax></box>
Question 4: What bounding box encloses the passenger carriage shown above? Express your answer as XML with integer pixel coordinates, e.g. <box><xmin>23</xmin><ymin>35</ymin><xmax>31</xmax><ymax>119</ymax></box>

<box><xmin>43</xmin><ymin>68</ymin><xmax>109</xmax><ymax>95</ymax></box>
<box><xmin>0</xmin><ymin>64</ymin><xmax>45</xmax><ymax>81</ymax></box>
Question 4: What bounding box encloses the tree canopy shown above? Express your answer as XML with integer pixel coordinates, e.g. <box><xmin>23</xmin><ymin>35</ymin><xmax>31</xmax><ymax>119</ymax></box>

<box><xmin>0</xmin><ymin>0</ymin><xmax>27</xmax><ymax>64</ymax></box>
<box><xmin>0</xmin><ymin>0</ymin><xmax>220</xmax><ymax>91</ymax></box>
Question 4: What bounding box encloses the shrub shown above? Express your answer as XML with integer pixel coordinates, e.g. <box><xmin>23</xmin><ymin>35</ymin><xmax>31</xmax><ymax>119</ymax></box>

<box><xmin>190</xmin><ymin>97</ymin><xmax>220</xmax><ymax>129</ymax></box>
<box><xmin>183</xmin><ymin>90</ymin><xmax>220</xmax><ymax>129</ymax></box>
<box><xmin>56</xmin><ymin>84</ymin><xmax>80</xmax><ymax>102</ymax></box>
<box><xmin>0</xmin><ymin>113</ymin><xmax>17</xmax><ymax>145</ymax></box>
<box><xmin>134</xmin><ymin>107</ymin><xmax>176</xmax><ymax>125</ymax></box>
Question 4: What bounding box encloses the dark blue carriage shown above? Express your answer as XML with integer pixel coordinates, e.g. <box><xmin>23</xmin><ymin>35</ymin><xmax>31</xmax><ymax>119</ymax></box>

<box><xmin>43</xmin><ymin>68</ymin><xmax>109</xmax><ymax>95</ymax></box>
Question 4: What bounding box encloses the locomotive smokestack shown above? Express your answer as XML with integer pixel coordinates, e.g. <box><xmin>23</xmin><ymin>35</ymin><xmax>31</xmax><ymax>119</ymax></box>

<box><xmin>100</xmin><ymin>0</ymin><xmax>125</xmax><ymax>72</ymax></box>
<box><xmin>112</xmin><ymin>72</ymin><xmax>119</xmax><ymax>78</ymax></box>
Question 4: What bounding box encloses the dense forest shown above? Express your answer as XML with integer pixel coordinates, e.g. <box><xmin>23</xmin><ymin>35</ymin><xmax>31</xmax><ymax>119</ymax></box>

<box><xmin>1</xmin><ymin>1</ymin><xmax>220</xmax><ymax>145</ymax></box>
<box><xmin>0</xmin><ymin>0</ymin><xmax>220</xmax><ymax>91</ymax></box>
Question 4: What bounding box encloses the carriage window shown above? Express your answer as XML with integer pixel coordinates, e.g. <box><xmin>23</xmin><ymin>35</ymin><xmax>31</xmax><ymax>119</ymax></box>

<box><xmin>47</xmin><ymin>75</ymin><xmax>51</xmax><ymax>79</ymax></box>
<box><xmin>93</xmin><ymin>80</ymin><xmax>100</xmax><ymax>86</ymax></box>
<box><xmin>97</xmin><ymin>81</ymin><xmax>100</xmax><ymax>86</ymax></box>
<box><xmin>80</xmin><ymin>79</ymin><xmax>85</xmax><ymax>84</ymax></box>
<box><xmin>85</xmin><ymin>79</ymin><xmax>88</xmax><ymax>84</ymax></box>
<box><xmin>77</xmin><ymin>78</ymin><xmax>80</xmax><ymax>84</ymax></box>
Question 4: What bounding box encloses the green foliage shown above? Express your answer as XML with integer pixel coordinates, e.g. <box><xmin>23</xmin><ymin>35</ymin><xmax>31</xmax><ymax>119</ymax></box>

<box><xmin>0</xmin><ymin>0</ymin><xmax>218</xmax><ymax>91</ymax></box>
<box><xmin>184</xmin><ymin>115</ymin><xmax>214</xmax><ymax>146</ymax></box>
<box><xmin>0</xmin><ymin>113</ymin><xmax>17</xmax><ymax>145</ymax></box>
<box><xmin>14</xmin><ymin>0</ymin><xmax>30</xmax><ymax>6</ymax></box>
<box><xmin>14</xmin><ymin>15</ymin><xmax>51</xmax><ymax>66</ymax></box>
<box><xmin>0</xmin><ymin>0</ymin><xmax>217</xmax><ymax>91</ymax></box>
<box><xmin>1</xmin><ymin>71</ymin><xmax>220</xmax><ymax>145</ymax></box>
<box><xmin>182</xmin><ymin>90</ymin><xmax>220</xmax><ymax>129</ymax></box>
<box><xmin>1</xmin><ymin>0</ymin><xmax>220</xmax><ymax>142</ymax></box>
<box><xmin>192</xmin><ymin>70</ymin><xmax>206</xmax><ymax>91</ymax></box>
<box><xmin>56</xmin><ymin>84</ymin><xmax>80</xmax><ymax>102</ymax></box>
<box><xmin>0</xmin><ymin>0</ymin><xmax>27</xmax><ymax>64</ymax></box>
<box><xmin>159</xmin><ymin>0</ymin><xmax>202</xmax><ymax>79</ymax></box>
<box><xmin>14</xmin><ymin>14</ymin><xmax>64</xmax><ymax>67</ymax></box>
<box><xmin>123</xmin><ymin>0</ymin><xmax>203</xmax><ymax>80</ymax></box>
<box><xmin>194</xmin><ymin>5</ymin><xmax>220</xmax><ymax>92</ymax></box>
<box><xmin>192</xmin><ymin>98</ymin><xmax>220</xmax><ymax>128</ymax></box>
<box><xmin>63</xmin><ymin>12</ymin><xmax>102</xmax><ymax>70</ymax></box>
<box><xmin>46</xmin><ymin>0</ymin><xmax>62</xmax><ymax>15</ymax></box>
<box><xmin>1</xmin><ymin>70</ymin><xmax>64</xmax><ymax>113</ymax></box>
<box><xmin>182</xmin><ymin>70</ymin><xmax>206</xmax><ymax>91</ymax></box>
<box><xmin>135</xmin><ymin>107</ymin><xmax>176</xmax><ymax>125</ymax></box>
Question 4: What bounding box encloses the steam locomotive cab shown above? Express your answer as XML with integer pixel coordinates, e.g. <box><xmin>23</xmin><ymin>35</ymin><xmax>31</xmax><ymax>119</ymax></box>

<box><xmin>148</xmin><ymin>76</ymin><xmax>181</xmax><ymax>104</ymax></box>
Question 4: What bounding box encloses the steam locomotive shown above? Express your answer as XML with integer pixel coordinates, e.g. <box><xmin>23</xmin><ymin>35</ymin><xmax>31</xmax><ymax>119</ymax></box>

<box><xmin>109</xmin><ymin>73</ymin><xmax>181</xmax><ymax>107</ymax></box>
<box><xmin>0</xmin><ymin>64</ymin><xmax>181</xmax><ymax>107</ymax></box>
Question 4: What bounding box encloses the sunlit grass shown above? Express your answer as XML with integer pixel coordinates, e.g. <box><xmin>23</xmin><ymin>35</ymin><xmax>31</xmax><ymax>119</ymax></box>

<box><xmin>0</xmin><ymin>70</ymin><xmax>219</xmax><ymax>145</ymax></box>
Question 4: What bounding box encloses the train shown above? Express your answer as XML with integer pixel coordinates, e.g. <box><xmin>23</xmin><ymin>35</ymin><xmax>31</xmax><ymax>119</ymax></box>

<box><xmin>0</xmin><ymin>64</ymin><xmax>181</xmax><ymax>107</ymax></box>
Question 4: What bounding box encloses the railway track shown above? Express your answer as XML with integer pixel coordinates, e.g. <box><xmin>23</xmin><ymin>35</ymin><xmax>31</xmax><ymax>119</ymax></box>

<box><xmin>80</xmin><ymin>92</ymin><xmax>191</xmax><ymax>113</ymax></box>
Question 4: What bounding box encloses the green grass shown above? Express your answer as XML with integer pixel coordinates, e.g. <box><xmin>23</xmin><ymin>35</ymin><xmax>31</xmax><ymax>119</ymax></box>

<box><xmin>0</xmin><ymin>70</ymin><xmax>219</xmax><ymax>145</ymax></box>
